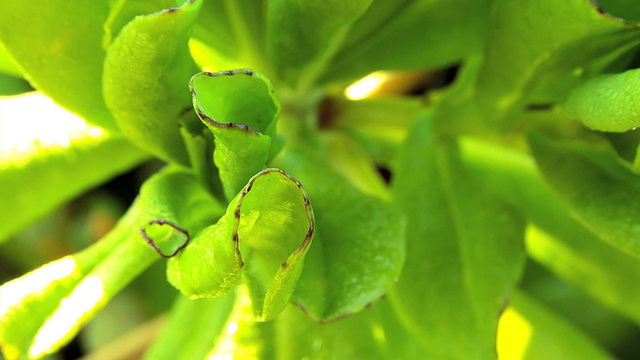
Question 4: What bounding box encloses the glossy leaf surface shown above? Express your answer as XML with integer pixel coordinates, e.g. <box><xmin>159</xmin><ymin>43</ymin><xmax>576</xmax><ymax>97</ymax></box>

<box><xmin>0</xmin><ymin>93</ymin><xmax>148</xmax><ymax>243</ymax></box>
<box><xmin>390</xmin><ymin>116</ymin><xmax>525</xmax><ymax>359</ymax></box>
<box><xmin>528</xmin><ymin>131</ymin><xmax>640</xmax><ymax>258</ymax></box>
<box><xmin>104</xmin><ymin>0</ymin><xmax>203</xmax><ymax>165</ymax></box>
<box><xmin>275</xmin><ymin>144</ymin><xmax>405</xmax><ymax>322</ymax></box>
<box><xmin>563</xmin><ymin>69</ymin><xmax>640</xmax><ymax>132</ymax></box>
<box><xmin>190</xmin><ymin>69</ymin><xmax>281</xmax><ymax>199</ymax></box>
<box><xmin>0</xmin><ymin>1</ymin><xmax>116</xmax><ymax>130</ymax></box>
<box><xmin>168</xmin><ymin>169</ymin><xmax>314</xmax><ymax>321</ymax></box>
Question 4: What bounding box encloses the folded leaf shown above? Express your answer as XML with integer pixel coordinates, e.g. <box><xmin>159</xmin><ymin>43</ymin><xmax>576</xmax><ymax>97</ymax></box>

<box><xmin>390</xmin><ymin>116</ymin><xmax>525</xmax><ymax>359</ymax></box>
<box><xmin>190</xmin><ymin>69</ymin><xmax>281</xmax><ymax>199</ymax></box>
<box><xmin>168</xmin><ymin>168</ymin><xmax>314</xmax><ymax>321</ymax></box>
<box><xmin>275</xmin><ymin>145</ymin><xmax>405</xmax><ymax>322</ymax></box>
<box><xmin>0</xmin><ymin>93</ymin><xmax>148</xmax><ymax>243</ymax></box>
<box><xmin>104</xmin><ymin>0</ymin><xmax>203</xmax><ymax>165</ymax></box>
<box><xmin>0</xmin><ymin>1</ymin><xmax>117</xmax><ymax>130</ymax></box>
<box><xmin>562</xmin><ymin>69</ymin><xmax>640</xmax><ymax>132</ymax></box>
<box><xmin>528</xmin><ymin>131</ymin><xmax>640</xmax><ymax>258</ymax></box>
<box><xmin>0</xmin><ymin>168</ymin><xmax>221</xmax><ymax>359</ymax></box>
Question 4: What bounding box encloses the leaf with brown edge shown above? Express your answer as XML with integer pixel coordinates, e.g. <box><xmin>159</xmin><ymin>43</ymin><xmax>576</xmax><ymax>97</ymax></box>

<box><xmin>167</xmin><ymin>168</ymin><xmax>314</xmax><ymax>321</ymax></box>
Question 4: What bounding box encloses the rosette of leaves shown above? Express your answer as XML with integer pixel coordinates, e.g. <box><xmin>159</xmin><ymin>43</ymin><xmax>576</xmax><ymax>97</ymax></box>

<box><xmin>1</xmin><ymin>0</ymin><xmax>640</xmax><ymax>359</ymax></box>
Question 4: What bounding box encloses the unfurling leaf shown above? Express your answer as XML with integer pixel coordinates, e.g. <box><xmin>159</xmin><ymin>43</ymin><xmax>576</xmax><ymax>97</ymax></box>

<box><xmin>167</xmin><ymin>168</ymin><xmax>314</xmax><ymax>321</ymax></box>
<box><xmin>190</xmin><ymin>69</ymin><xmax>282</xmax><ymax>200</ymax></box>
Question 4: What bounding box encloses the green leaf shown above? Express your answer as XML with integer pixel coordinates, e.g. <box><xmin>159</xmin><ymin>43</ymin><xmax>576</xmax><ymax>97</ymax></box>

<box><xmin>390</xmin><ymin>116</ymin><xmax>525</xmax><ymax>359</ymax></box>
<box><xmin>0</xmin><ymin>0</ymin><xmax>117</xmax><ymax>130</ymax></box>
<box><xmin>168</xmin><ymin>168</ymin><xmax>314</xmax><ymax>321</ymax></box>
<box><xmin>459</xmin><ymin>136</ymin><xmax>640</xmax><ymax>325</ymax></box>
<box><xmin>322</xmin><ymin>0</ymin><xmax>492</xmax><ymax>84</ymax></box>
<box><xmin>528</xmin><ymin>130</ymin><xmax>640</xmax><ymax>258</ymax></box>
<box><xmin>143</xmin><ymin>294</ymin><xmax>236</xmax><ymax>360</ymax></box>
<box><xmin>103</xmin><ymin>0</ymin><xmax>203</xmax><ymax>165</ymax></box>
<box><xmin>190</xmin><ymin>69</ymin><xmax>281</xmax><ymax>200</ymax></box>
<box><xmin>0</xmin><ymin>168</ymin><xmax>221</xmax><ymax>359</ymax></box>
<box><xmin>275</xmin><ymin>144</ymin><xmax>405</xmax><ymax>322</ymax></box>
<box><xmin>103</xmin><ymin>0</ymin><xmax>177</xmax><ymax>48</ymax></box>
<box><xmin>474</xmin><ymin>0</ymin><xmax>640</xmax><ymax>126</ymax></box>
<box><xmin>562</xmin><ymin>69</ymin><xmax>640</xmax><ymax>132</ymax></box>
<box><xmin>325</xmin><ymin>96</ymin><xmax>422</xmax><ymax>165</ymax></box>
<box><xmin>0</xmin><ymin>93</ymin><xmax>148</xmax><ymax>243</ymax></box>
<box><xmin>497</xmin><ymin>291</ymin><xmax>612</xmax><ymax>360</ymax></box>
<box><xmin>0</xmin><ymin>41</ymin><xmax>21</xmax><ymax>78</ymax></box>
<box><xmin>192</xmin><ymin>0</ymin><xmax>267</xmax><ymax>71</ymax></box>
<box><xmin>266</xmin><ymin>0</ymin><xmax>373</xmax><ymax>88</ymax></box>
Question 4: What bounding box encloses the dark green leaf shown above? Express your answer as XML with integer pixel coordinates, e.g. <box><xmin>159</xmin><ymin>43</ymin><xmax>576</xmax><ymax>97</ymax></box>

<box><xmin>528</xmin><ymin>131</ymin><xmax>640</xmax><ymax>258</ymax></box>
<box><xmin>0</xmin><ymin>1</ymin><xmax>116</xmax><ymax>130</ymax></box>
<box><xmin>275</xmin><ymin>144</ymin><xmax>405</xmax><ymax>322</ymax></box>
<box><xmin>390</xmin><ymin>116</ymin><xmax>525</xmax><ymax>359</ymax></box>
<box><xmin>103</xmin><ymin>0</ymin><xmax>203</xmax><ymax>165</ymax></box>
<box><xmin>190</xmin><ymin>69</ymin><xmax>281</xmax><ymax>200</ymax></box>
<box><xmin>168</xmin><ymin>168</ymin><xmax>314</xmax><ymax>321</ymax></box>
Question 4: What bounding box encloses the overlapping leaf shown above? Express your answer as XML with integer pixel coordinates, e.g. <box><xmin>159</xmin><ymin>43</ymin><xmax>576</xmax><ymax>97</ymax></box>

<box><xmin>0</xmin><ymin>1</ymin><xmax>115</xmax><ymax>130</ymax></box>
<box><xmin>266</xmin><ymin>0</ymin><xmax>372</xmax><ymax>88</ymax></box>
<box><xmin>474</xmin><ymin>0</ymin><xmax>640</xmax><ymax>126</ymax></box>
<box><xmin>460</xmin><ymin>136</ymin><xmax>640</xmax><ymax>325</ymax></box>
<box><xmin>528</xmin><ymin>131</ymin><xmax>640</xmax><ymax>258</ymax></box>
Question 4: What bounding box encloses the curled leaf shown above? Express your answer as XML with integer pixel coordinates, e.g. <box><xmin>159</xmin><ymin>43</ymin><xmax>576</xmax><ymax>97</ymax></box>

<box><xmin>140</xmin><ymin>219</ymin><xmax>190</xmax><ymax>258</ymax></box>
<box><xmin>190</xmin><ymin>69</ymin><xmax>281</xmax><ymax>200</ymax></box>
<box><xmin>168</xmin><ymin>168</ymin><xmax>314</xmax><ymax>321</ymax></box>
